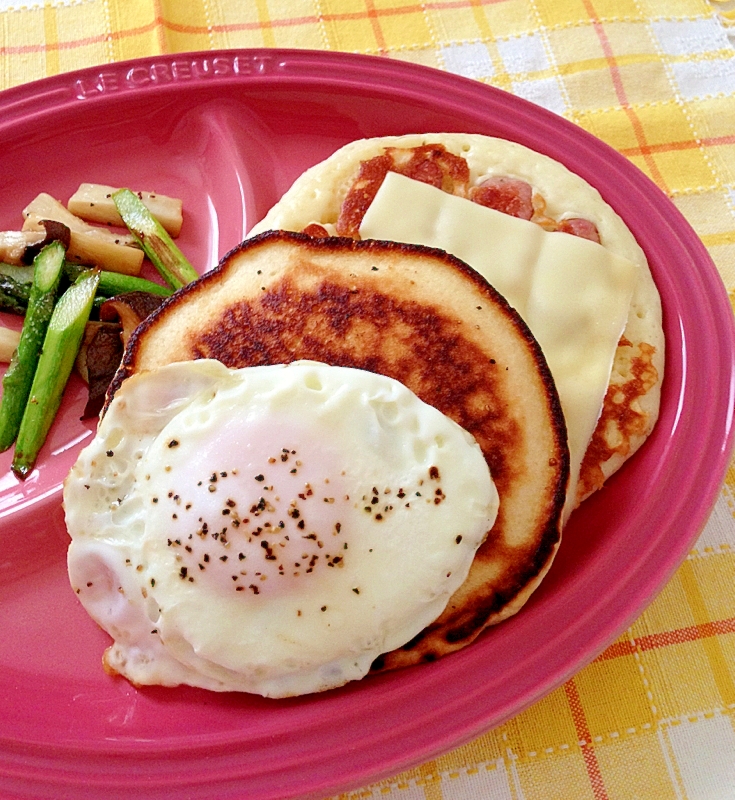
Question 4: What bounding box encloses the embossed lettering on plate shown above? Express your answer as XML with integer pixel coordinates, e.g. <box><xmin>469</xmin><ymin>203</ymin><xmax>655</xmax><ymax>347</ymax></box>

<box><xmin>74</xmin><ymin>53</ymin><xmax>282</xmax><ymax>100</ymax></box>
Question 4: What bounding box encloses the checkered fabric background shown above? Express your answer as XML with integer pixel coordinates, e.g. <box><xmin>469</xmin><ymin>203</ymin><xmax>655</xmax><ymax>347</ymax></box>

<box><xmin>1</xmin><ymin>1</ymin><xmax>734</xmax><ymax>798</ymax></box>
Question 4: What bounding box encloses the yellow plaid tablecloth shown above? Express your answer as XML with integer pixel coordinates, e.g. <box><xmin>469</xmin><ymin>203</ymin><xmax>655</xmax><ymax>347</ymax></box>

<box><xmin>1</xmin><ymin>1</ymin><xmax>734</xmax><ymax>798</ymax></box>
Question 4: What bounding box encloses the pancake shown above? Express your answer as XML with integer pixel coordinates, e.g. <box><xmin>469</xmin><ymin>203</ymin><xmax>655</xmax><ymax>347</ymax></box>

<box><xmin>111</xmin><ymin>230</ymin><xmax>569</xmax><ymax>669</ymax></box>
<box><xmin>248</xmin><ymin>133</ymin><xmax>665</xmax><ymax>507</ymax></box>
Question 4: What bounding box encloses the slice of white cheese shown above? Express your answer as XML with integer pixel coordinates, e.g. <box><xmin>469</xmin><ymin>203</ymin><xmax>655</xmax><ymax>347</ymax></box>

<box><xmin>359</xmin><ymin>171</ymin><xmax>637</xmax><ymax>519</ymax></box>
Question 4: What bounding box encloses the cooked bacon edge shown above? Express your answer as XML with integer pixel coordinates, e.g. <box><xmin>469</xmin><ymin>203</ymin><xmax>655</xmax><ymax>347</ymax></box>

<box><xmin>322</xmin><ymin>144</ymin><xmax>602</xmax><ymax>245</ymax></box>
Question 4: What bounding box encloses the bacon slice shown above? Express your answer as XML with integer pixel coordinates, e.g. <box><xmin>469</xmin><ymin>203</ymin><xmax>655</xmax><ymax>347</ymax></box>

<box><xmin>301</xmin><ymin>223</ymin><xmax>330</xmax><ymax>238</ymax></box>
<box><xmin>556</xmin><ymin>217</ymin><xmax>601</xmax><ymax>243</ymax></box>
<box><xmin>336</xmin><ymin>144</ymin><xmax>603</xmax><ymax>247</ymax></box>
<box><xmin>469</xmin><ymin>177</ymin><xmax>534</xmax><ymax>220</ymax></box>
<box><xmin>337</xmin><ymin>145</ymin><xmax>470</xmax><ymax>237</ymax></box>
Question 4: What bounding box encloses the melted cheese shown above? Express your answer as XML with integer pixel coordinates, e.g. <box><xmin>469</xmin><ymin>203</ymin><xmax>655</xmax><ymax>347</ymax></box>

<box><xmin>359</xmin><ymin>172</ymin><xmax>637</xmax><ymax>517</ymax></box>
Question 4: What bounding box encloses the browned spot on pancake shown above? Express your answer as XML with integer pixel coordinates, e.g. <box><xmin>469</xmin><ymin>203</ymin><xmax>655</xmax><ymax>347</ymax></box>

<box><xmin>191</xmin><ymin>269</ymin><xmax>522</xmax><ymax>493</ymax></box>
<box><xmin>577</xmin><ymin>340</ymin><xmax>658</xmax><ymax>498</ymax></box>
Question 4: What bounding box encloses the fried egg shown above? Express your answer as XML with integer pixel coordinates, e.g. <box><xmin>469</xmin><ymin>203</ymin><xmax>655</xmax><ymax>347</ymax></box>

<box><xmin>65</xmin><ymin>359</ymin><xmax>498</xmax><ymax>697</ymax></box>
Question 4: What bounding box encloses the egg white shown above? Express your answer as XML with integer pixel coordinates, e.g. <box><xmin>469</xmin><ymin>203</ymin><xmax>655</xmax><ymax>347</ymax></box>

<box><xmin>65</xmin><ymin>360</ymin><xmax>498</xmax><ymax>697</ymax></box>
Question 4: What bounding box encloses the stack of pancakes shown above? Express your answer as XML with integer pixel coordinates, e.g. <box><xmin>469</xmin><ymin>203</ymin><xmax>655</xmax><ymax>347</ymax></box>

<box><xmin>108</xmin><ymin>134</ymin><xmax>664</xmax><ymax>671</ymax></box>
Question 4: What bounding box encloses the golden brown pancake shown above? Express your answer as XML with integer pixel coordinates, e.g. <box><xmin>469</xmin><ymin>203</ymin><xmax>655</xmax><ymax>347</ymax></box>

<box><xmin>111</xmin><ymin>230</ymin><xmax>569</xmax><ymax>669</ymax></box>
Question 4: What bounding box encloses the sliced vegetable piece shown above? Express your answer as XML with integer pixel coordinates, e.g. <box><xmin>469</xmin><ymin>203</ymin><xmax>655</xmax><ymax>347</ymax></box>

<box><xmin>113</xmin><ymin>189</ymin><xmax>198</xmax><ymax>289</ymax></box>
<box><xmin>0</xmin><ymin>275</ymin><xmax>31</xmax><ymax>306</ymax></box>
<box><xmin>22</xmin><ymin>220</ymin><xmax>72</xmax><ymax>265</ymax></box>
<box><xmin>0</xmin><ymin>231</ymin><xmax>45</xmax><ymax>265</ymax></box>
<box><xmin>98</xmin><ymin>270</ymin><xmax>173</xmax><ymax>298</ymax></box>
<box><xmin>69</xmin><ymin>184</ymin><xmax>183</xmax><ymax>237</ymax></box>
<box><xmin>12</xmin><ymin>270</ymin><xmax>100</xmax><ymax>478</ymax></box>
<box><xmin>0</xmin><ymin>241</ymin><xmax>65</xmax><ymax>452</ymax></box>
<box><xmin>0</xmin><ymin>327</ymin><xmax>21</xmax><ymax>362</ymax></box>
<box><xmin>99</xmin><ymin>291</ymin><xmax>167</xmax><ymax>346</ymax></box>
<box><xmin>63</xmin><ymin>261</ymin><xmax>173</xmax><ymax>298</ymax></box>
<box><xmin>76</xmin><ymin>321</ymin><xmax>124</xmax><ymax>419</ymax></box>
<box><xmin>0</xmin><ymin>284</ymin><xmax>30</xmax><ymax>315</ymax></box>
<box><xmin>24</xmin><ymin>214</ymin><xmax>144</xmax><ymax>276</ymax></box>
<box><xmin>0</xmin><ymin>262</ymin><xmax>34</xmax><ymax>284</ymax></box>
<box><xmin>22</xmin><ymin>194</ymin><xmax>138</xmax><ymax>247</ymax></box>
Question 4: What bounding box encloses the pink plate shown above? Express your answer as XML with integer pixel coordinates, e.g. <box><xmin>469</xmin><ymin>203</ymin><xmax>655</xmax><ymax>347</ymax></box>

<box><xmin>0</xmin><ymin>50</ymin><xmax>733</xmax><ymax>800</ymax></box>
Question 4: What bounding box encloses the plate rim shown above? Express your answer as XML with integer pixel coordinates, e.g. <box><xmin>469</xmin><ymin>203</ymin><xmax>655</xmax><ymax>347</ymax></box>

<box><xmin>0</xmin><ymin>47</ymin><xmax>733</xmax><ymax>800</ymax></box>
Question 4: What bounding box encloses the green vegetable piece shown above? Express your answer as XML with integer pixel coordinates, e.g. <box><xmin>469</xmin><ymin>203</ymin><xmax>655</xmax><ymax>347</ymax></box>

<box><xmin>0</xmin><ymin>262</ymin><xmax>34</xmax><ymax>285</ymax></box>
<box><xmin>12</xmin><ymin>270</ymin><xmax>100</xmax><ymax>479</ymax></box>
<box><xmin>0</xmin><ymin>274</ymin><xmax>32</xmax><ymax>305</ymax></box>
<box><xmin>112</xmin><ymin>188</ymin><xmax>198</xmax><ymax>289</ymax></box>
<box><xmin>63</xmin><ymin>260</ymin><xmax>173</xmax><ymax>298</ymax></box>
<box><xmin>97</xmin><ymin>269</ymin><xmax>174</xmax><ymax>298</ymax></box>
<box><xmin>0</xmin><ymin>241</ymin><xmax>65</xmax><ymax>452</ymax></box>
<box><xmin>0</xmin><ymin>288</ymin><xmax>29</xmax><ymax>316</ymax></box>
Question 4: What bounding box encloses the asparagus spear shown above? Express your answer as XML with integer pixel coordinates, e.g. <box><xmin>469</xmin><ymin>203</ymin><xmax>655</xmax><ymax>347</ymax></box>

<box><xmin>12</xmin><ymin>270</ymin><xmax>99</xmax><ymax>478</ymax></box>
<box><xmin>97</xmin><ymin>269</ymin><xmax>174</xmax><ymax>298</ymax></box>
<box><xmin>0</xmin><ymin>263</ymin><xmax>34</xmax><ymax>285</ymax></box>
<box><xmin>0</xmin><ymin>241</ymin><xmax>65</xmax><ymax>451</ymax></box>
<box><xmin>0</xmin><ymin>288</ymin><xmax>29</xmax><ymax>316</ymax></box>
<box><xmin>63</xmin><ymin>261</ymin><xmax>174</xmax><ymax>298</ymax></box>
<box><xmin>0</xmin><ymin>273</ymin><xmax>32</xmax><ymax>313</ymax></box>
<box><xmin>112</xmin><ymin>188</ymin><xmax>198</xmax><ymax>289</ymax></box>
